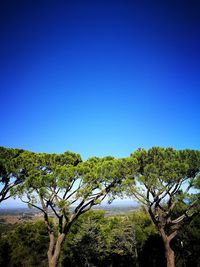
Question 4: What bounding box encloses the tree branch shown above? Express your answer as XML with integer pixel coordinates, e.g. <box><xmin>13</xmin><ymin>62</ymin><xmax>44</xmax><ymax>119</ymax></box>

<box><xmin>168</xmin><ymin>231</ymin><xmax>177</xmax><ymax>242</ymax></box>
<box><xmin>171</xmin><ymin>200</ymin><xmax>198</xmax><ymax>224</ymax></box>
<box><xmin>49</xmin><ymin>202</ymin><xmax>61</xmax><ymax>219</ymax></box>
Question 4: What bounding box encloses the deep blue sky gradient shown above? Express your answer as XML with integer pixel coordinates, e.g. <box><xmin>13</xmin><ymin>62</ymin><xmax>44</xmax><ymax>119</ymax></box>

<box><xmin>1</xmin><ymin>0</ymin><xmax>200</xmax><ymax>160</ymax></box>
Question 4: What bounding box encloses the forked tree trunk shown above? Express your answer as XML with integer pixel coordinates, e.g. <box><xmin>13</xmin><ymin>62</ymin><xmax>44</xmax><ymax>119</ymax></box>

<box><xmin>160</xmin><ymin>228</ymin><xmax>176</xmax><ymax>267</ymax></box>
<box><xmin>163</xmin><ymin>238</ymin><xmax>175</xmax><ymax>267</ymax></box>
<box><xmin>48</xmin><ymin>233</ymin><xmax>65</xmax><ymax>267</ymax></box>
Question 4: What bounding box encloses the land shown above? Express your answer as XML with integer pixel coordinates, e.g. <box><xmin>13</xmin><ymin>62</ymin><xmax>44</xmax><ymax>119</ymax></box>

<box><xmin>0</xmin><ymin>204</ymin><xmax>138</xmax><ymax>225</ymax></box>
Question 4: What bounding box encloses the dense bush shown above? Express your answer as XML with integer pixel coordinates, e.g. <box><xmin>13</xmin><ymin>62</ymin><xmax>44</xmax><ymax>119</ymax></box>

<box><xmin>0</xmin><ymin>220</ymin><xmax>48</xmax><ymax>267</ymax></box>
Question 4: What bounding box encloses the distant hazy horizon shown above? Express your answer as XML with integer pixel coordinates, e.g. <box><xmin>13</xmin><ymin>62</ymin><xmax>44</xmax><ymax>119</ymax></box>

<box><xmin>0</xmin><ymin>197</ymin><xmax>137</xmax><ymax>209</ymax></box>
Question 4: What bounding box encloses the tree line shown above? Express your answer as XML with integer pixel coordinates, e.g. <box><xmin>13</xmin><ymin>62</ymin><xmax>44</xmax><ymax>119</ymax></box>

<box><xmin>0</xmin><ymin>146</ymin><xmax>200</xmax><ymax>267</ymax></box>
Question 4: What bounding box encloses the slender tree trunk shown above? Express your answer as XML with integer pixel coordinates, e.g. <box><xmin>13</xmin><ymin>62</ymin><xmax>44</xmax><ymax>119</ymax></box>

<box><xmin>48</xmin><ymin>233</ymin><xmax>65</xmax><ymax>267</ymax></box>
<box><xmin>163</xmin><ymin>238</ymin><xmax>175</xmax><ymax>267</ymax></box>
<box><xmin>159</xmin><ymin>228</ymin><xmax>176</xmax><ymax>267</ymax></box>
<box><xmin>47</xmin><ymin>232</ymin><xmax>55</xmax><ymax>267</ymax></box>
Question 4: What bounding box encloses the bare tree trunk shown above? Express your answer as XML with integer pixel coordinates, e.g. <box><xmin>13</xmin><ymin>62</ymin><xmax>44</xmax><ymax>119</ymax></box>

<box><xmin>163</xmin><ymin>238</ymin><xmax>175</xmax><ymax>267</ymax></box>
<box><xmin>47</xmin><ymin>232</ymin><xmax>55</xmax><ymax>267</ymax></box>
<box><xmin>48</xmin><ymin>233</ymin><xmax>65</xmax><ymax>267</ymax></box>
<box><xmin>160</xmin><ymin>228</ymin><xmax>176</xmax><ymax>267</ymax></box>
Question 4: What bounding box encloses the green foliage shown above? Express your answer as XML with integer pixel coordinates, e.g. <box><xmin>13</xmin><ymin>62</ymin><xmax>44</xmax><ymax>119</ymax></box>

<box><xmin>173</xmin><ymin>214</ymin><xmax>200</xmax><ymax>267</ymax></box>
<box><xmin>11</xmin><ymin>150</ymin><xmax>82</xmax><ymax>210</ymax></box>
<box><xmin>60</xmin><ymin>209</ymin><xmax>155</xmax><ymax>267</ymax></box>
<box><xmin>0</xmin><ymin>221</ymin><xmax>48</xmax><ymax>267</ymax></box>
<box><xmin>0</xmin><ymin>147</ymin><xmax>28</xmax><ymax>203</ymax></box>
<box><xmin>130</xmin><ymin>208</ymin><xmax>156</xmax><ymax>247</ymax></box>
<box><xmin>128</xmin><ymin>147</ymin><xmax>200</xmax><ymax>220</ymax></box>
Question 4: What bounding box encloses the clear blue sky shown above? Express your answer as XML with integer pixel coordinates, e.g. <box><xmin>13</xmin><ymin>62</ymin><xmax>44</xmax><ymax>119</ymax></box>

<box><xmin>1</xmin><ymin>0</ymin><xmax>200</xmax><ymax>160</ymax></box>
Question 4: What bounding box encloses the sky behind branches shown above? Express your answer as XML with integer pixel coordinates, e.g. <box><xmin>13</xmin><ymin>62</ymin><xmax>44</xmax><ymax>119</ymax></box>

<box><xmin>0</xmin><ymin>0</ymin><xmax>200</xmax><ymax>160</ymax></box>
